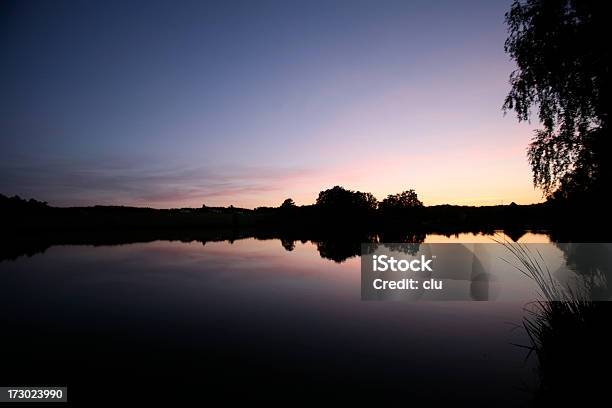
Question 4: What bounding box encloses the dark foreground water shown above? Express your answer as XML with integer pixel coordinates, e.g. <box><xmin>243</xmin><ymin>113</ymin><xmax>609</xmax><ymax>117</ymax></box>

<box><xmin>0</xmin><ymin>233</ymin><xmax>559</xmax><ymax>405</ymax></box>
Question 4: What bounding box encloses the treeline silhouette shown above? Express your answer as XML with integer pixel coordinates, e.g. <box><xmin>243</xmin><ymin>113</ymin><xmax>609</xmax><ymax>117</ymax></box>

<box><xmin>1</xmin><ymin>185</ymin><xmax>601</xmax><ymax>263</ymax></box>
<box><xmin>2</xmin><ymin>186</ymin><xmax>559</xmax><ymax>232</ymax></box>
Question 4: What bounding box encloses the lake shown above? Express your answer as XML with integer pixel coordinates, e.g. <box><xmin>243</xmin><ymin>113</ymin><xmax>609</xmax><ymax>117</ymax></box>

<box><xmin>0</xmin><ymin>231</ymin><xmax>594</xmax><ymax>404</ymax></box>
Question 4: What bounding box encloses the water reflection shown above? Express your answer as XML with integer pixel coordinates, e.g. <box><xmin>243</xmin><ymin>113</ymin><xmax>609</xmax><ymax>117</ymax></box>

<box><xmin>0</xmin><ymin>229</ymin><xmax>549</xmax><ymax>264</ymax></box>
<box><xmin>361</xmin><ymin>242</ymin><xmax>568</xmax><ymax>302</ymax></box>
<box><xmin>0</xmin><ymin>232</ymin><xmax>548</xmax><ymax>405</ymax></box>
<box><xmin>554</xmin><ymin>243</ymin><xmax>612</xmax><ymax>300</ymax></box>
<box><xmin>1</xmin><ymin>230</ymin><xmax>606</xmax><ymax>405</ymax></box>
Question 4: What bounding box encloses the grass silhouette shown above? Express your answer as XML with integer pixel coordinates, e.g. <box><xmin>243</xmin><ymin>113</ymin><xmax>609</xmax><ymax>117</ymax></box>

<box><xmin>497</xmin><ymin>238</ymin><xmax>609</xmax><ymax>405</ymax></box>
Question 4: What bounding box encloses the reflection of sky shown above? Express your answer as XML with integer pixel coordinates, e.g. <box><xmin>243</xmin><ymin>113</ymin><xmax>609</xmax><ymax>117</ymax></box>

<box><xmin>424</xmin><ymin>232</ymin><xmax>551</xmax><ymax>243</ymax></box>
<box><xmin>0</xmin><ymin>235</ymin><xmax>538</xmax><ymax>404</ymax></box>
<box><xmin>0</xmin><ymin>0</ymin><xmax>541</xmax><ymax>208</ymax></box>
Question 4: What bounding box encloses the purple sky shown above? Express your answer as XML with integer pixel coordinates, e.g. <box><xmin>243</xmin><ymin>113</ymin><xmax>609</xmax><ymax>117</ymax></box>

<box><xmin>0</xmin><ymin>0</ymin><xmax>541</xmax><ymax>208</ymax></box>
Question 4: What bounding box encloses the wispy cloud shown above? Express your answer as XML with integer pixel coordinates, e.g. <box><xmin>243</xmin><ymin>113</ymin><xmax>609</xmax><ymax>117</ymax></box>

<box><xmin>0</xmin><ymin>156</ymin><xmax>316</xmax><ymax>208</ymax></box>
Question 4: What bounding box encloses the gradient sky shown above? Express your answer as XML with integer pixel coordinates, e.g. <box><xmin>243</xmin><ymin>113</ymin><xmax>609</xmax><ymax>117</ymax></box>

<box><xmin>0</xmin><ymin>0</ymin><xmax>543</xmax><ymax>208</ymax></box>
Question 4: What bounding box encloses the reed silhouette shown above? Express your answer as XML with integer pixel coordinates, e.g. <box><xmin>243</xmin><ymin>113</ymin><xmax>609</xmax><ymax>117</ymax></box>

<box><xmin>501</xmin><ymin>240</ymin><xmax>611</xmax><ymax>406</ymax></box>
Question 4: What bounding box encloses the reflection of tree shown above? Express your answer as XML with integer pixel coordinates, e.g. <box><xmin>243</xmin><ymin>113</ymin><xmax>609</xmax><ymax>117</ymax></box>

<box><xmin>502</xmin><ymin>227</ymin><xmax>526</xmax><ymax>243</ymax></box>
<box><xmin>313</xmin><ymin>234</ymin><xmax>378</xmax><ymax>263</ymax></box>
<box><xmin>281</xmin><ymin>238</ymin><xmax>295</xmax><ymax>252</ymax></box>
<box><xmin>312</xmin><ymin>231</ymin><xmax>426</xmax><ymax>263</ymax></box>
<box><xmin>555</xmin><ymin>243</ymin><xmax>612</xmax><ymax>300</ymax></box>
<box><xmin>314</xmin><ymin>241</ymin><xmax>360</xmax><ymax>263</ymax></box>
<box><xmin>377</xmin><ymin>231</ymin><xmax>425</xmax><ymax>256</ymax></box>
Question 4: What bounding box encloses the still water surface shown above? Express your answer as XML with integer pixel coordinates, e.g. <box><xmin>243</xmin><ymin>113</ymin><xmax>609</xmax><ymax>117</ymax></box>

<box><xmin>0</xmin><ymin>232</ymin><xmax>561</xmax><ymax>404</ymax></box>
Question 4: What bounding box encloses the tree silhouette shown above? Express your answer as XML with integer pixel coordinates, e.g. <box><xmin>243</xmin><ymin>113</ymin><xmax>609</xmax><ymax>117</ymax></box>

<box><xmin>379</xmin><ymin>190</ymin><xmax>423</xmax><ymax>212</ymax></box>
<box><xmin>315</xmin><ymin>186</ymin><xmax>378</xmax><ymax>213</ymax></box>
<box><xmin>280</xmin><ymin>198</ymin><xmax>296</xmax><ymax>208</ymax></box>
<box><xmin>503</xmin><ymin>0</ymin><xmax>609</xmax><ymax>199</ymax></box>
